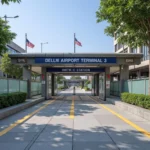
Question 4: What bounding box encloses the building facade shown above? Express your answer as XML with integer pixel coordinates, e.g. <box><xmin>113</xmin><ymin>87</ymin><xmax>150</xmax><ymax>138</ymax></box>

<box><xmin>0</xmin><ymin>41</ymin><xmax>25</xmax><ymax>77</ymax></box>
<box><xmin>114</xmin><ymin>34</ymin><xmax>149</xmax><ymax>79</ymax></box>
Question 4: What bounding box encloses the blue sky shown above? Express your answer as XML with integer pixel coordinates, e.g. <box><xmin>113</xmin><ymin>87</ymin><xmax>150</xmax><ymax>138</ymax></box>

<box><xmin>1</xmin><ymin>0</ymin><xmax>113</xmax><ymax>53</ymax></box>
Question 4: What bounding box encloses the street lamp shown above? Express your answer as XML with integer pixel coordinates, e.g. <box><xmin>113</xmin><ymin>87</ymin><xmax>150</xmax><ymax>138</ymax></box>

<box><xmin>2</xmin><ymin>15</ymin><xmax>19</xmax><ymax>22</ymax></box>
<box><xmin>41</xmin><ymin>42</ymin><xmax>48</xmax><ymax>53</ymax></box>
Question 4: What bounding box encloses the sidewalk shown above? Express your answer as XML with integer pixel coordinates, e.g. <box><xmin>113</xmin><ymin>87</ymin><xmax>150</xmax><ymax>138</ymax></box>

<box><xmin>0</xmin><ymin>95</ymin><xmax>44</xmax><ymax>120</ymax></box>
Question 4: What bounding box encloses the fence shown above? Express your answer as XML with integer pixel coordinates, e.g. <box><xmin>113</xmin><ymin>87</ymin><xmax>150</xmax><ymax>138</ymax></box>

<box><xmin>0</xmin><ymin>78</ymin><xmax>41</xmax><ymax>96</ymax></box>
<box><xmin>110</xmin><ymin>78</ymin><xmax>149</xmax><ymax>96</ymax></box>
<box><xmin>110</xmin><ymin>81</ymin><xmax>120</xmax><ymax>96</ymax></box>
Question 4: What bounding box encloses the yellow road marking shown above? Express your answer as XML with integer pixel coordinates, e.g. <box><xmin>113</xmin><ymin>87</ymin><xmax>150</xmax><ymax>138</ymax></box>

<box><xmin>90</xmin><ymin>97</ymin><xmax>150</xmax><ymax>139</ymax></box>
<box><xmin>70</xmin><ymin>96</ymin><xmax>74</xmax><ymax>119</ymax></box>
<box><xmin>0</xmin><ymin>100</ymin><xmax>56</xmax><ymax>136</ymax></box>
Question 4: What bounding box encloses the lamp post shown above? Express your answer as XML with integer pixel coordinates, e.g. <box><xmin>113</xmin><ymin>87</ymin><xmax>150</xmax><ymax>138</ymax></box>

<box><xmin>41</xmin><ymin>42</ymin><xmax>48</xmax><ymax>53</ymax></box>
<box><xmin>2</xmin><ymin>15</ymin><xmax>19</xmax><ymax>22</ymax></box>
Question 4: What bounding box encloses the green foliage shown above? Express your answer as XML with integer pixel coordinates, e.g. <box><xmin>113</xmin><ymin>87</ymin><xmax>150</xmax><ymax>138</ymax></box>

<box><xmin>70</xmin><ymin>76</ymin><xmax>81</xmax><ymax>80</ymax></box>
<box><xmin>0</xmin><ymin>53</ymin><xmax>22</xmax><ymax>79</ymax></box>
<box><xmin>58</xmin><ymin>86</ymin><xmax>65</xmax><ymax>90</ymax></box>
<box><xmin>1</xmin><ymin>0</ymin><xmax>21</xmax><ymax>4</ymax></box>
<box><xmin>85</xmin><ymin>80</ymin><xmax>90</xmax><ymax>86</ymax></box>
<box><xmin>84</xmin><ymin>86</ymin><xmax>90</xmax><ymax>91</ymax></box>
<box><xmin>96</xmin><ymin>0</ymin><xmax>150</xmax><ymax>48</ymax></box>
<box><xmin>57</xmin><ymin>76</ymin><xmax>65</xmax><ymax>84</ymax></box>
<box><xmin>121</xmin><ymin>93</ymin><xmax>150</xmax><ymax>110</ymax></box>
<box><xmin>32</xmin><ymin>72</ymin><xmax>39</xmax><ymax>81</ymax></box>
<box><xmin>0</xmin><ymin>92</ymin><xmax>26</xmax><ymax>109</ymax></box>
<box><xmin>0</xmin><ymin>19</ymin><xmax>16</xmax><ymax>55</ymax></box>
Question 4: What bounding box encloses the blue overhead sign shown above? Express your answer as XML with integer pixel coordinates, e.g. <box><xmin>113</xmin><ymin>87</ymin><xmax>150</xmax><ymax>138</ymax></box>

<box><xmin>35</xmin><ymin>57</ymin><xmax>116</xmax><ymax>64</ymax></box>
<box><xmin>47</xmin><ymin>68</ymin><xmax>105</xmax><ymax>72</ymax></box>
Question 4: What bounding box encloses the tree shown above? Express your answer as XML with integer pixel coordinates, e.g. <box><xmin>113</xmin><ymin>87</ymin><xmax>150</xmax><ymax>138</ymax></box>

<box><xmin>57</xmin><ymin>76</ymin><xmax>65</xmax><ymax>84</ymax></box>
<box><xmin>32</xmin><ymin>72</ymin><xmax>39</xmax><ymax>81</ymax></box>
<box><xmin>0</xmin><ymin>19</ymin><xmax>16</xmax><ymax>55</ymax></box>
<box><xmin>85</xmin><ymin>80</ymin><xmax>90</xmax><ymax>86</ymax></box>
<box><xmin>96</xmin><ymin>0</ymin><xmax>150</xmax><ymax>94</ymax></box>
<box><xmin>0</xmin><ymin>53</ymin><xmax>22</xmax><ymax>79</ymax></box>
<box><xmin>70</xmin><ymin>76</ymin><xmax>81</xmax><ymax>80</ymax></box>
<box><xmin>1</xmin><ymin>0</ymin><xmax>21</xmax><ymax>4</ymax></box>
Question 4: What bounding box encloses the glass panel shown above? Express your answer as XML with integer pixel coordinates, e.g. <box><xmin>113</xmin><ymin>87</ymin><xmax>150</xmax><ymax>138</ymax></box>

<box><xmin>31</xmin><ymin>82</ymin><xmax>41</xmax><ymax>96</ymax></box>
<box><xmin>47</xmin><ymin>74</ymin><xmax>51</xmax><ymax>98</ymax></box>
<box><xmin>132</xmin><ymin>80</ymin><xmax>145</xmax><ymax>94</ymax></box>
<box><xmin>20</xmin><ymin>80</ymin><xmax>27</xmax><ymax>92</ymax></box>
<box><xmin>9</xmin><ymin>79</ymin><xmax>19</xmax><ymax>93</ymax></box>
<box><xmin>54</xmin><ymin>76</ymin><xmax>57</xmax><ymax>95</ymax></box>
<box><xmin>0</xmin><ymin>79</ymin><xmax>7</xmax><ymax>94</ymax></box>
<box><xmin>146</xmin><ymin>79</ymin><xmax>149</xmax><ymax>95</ymax></box>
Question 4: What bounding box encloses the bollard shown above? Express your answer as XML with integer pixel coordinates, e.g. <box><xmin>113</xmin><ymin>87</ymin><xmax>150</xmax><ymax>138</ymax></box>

<box><xmin>73</xmin><ymin>86</ymin><xmax>75</xmax><ymax>95</ymax></box>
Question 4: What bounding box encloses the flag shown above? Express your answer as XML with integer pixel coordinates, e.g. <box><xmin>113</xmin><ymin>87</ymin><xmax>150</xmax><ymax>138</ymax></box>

<box><xmin>75</xmin><ymin>38</ymin><xmax>82</xmax><ymax>46</ymax></box>
<box><xmin>26</xmin><ymin>39</ymin><xmax>35</xmax><ymax>48</ymax></box>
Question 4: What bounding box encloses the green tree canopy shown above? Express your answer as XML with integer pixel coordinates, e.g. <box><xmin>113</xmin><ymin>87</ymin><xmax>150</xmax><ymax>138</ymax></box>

<box><xmin>0</xmin><ymin>53</ymin><xmax>22</xmax><ymax>79</ymax></box>
<box><xmin>70</xmin><ymin>76</ymin><xmax>81</xmax><ymax>80</ymax></box>
<box><xmin>0</xmin><ymin>19</ymin><xmax>16</xmax><ymax>55</ymax></box>
<box><xmin>96</xmin><ymin>0</ymin><xmax>150</xmax><ymax>94</ymax></box>
<box><xmin>57</xmin><ymin>76</ymin><xmax>65</xmax><ymax>84</ymax></box>
<box><xmin>96</xmin><ymin>0</ymin><xmax>150</xmax><ymax>48</ymax></box>
<box><xmin>1</xmin><ymin>0</ymin><xmax>21</xmax><ymax>4</ymax></box>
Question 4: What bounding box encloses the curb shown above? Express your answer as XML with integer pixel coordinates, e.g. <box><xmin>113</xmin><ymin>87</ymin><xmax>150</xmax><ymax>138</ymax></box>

<box><xmin>106</xmin><ymin>97</ymin><xmax>150</xmax><ymax>121</ymax></box>
<box><xmin>0</xmin><ymin>97</ymin><xmax>45</xmax><ymax>120</ymax></box>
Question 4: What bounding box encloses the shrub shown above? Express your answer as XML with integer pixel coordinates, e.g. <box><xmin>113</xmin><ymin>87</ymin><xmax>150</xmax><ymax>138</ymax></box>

<box><xmin>84</xmin><ymin>87</ymin><xmax>89</xmax><ymax>91</ymax></box>
<box><xmin>0</xmin><ymin>92</ymin><xmax>27</xmax><ymax>109</ymax></box>
<box><xmin>58</xmin><ymin>86</ymin><xmax>65</xmax><ymax>90</ymax></box>
<box><xmin>121</xmin><ymin>93</ymin><xmax>150</xmax><ymax>110</ymax></box>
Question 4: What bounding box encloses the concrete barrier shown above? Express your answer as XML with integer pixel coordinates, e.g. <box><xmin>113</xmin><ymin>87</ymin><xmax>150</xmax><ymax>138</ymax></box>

<box><xmin>0</xmin><ymin>97</ymin><xmax>45</xmax><ymax>120</ymax></box>
<box><xmin>106</xmin><ymin>97</ymin><xmax>150</xmax><ymax>121</ymax></box>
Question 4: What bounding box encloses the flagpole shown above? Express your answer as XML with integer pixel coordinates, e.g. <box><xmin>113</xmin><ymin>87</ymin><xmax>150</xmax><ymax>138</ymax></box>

<box><xmin>25</xmin><ymin>33</ymin><xmax>27</xmax><ymax>53</ymax></box>
<box><xmin>74</xmin><ymin>33</ymin><xmax>76</xmax><ymax>53</ymax></box>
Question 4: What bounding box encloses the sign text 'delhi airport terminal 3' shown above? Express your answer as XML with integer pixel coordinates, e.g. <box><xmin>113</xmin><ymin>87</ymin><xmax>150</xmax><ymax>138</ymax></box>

<box><xmin>35</xmin><ymin>57</ymin><xmax>116</xmax><ymax>64</ymax></box>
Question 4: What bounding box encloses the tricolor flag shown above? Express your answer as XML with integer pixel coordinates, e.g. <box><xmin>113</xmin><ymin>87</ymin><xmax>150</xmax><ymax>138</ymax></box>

<box><xmin>75</xmin><ymin>38</ymin><xmax>82</xmax><ymax>46</ymax></box>
<box><xmin>26</xmin><ymin>39</ymin><xmax>35</xmax><ymax>48</ymax></box>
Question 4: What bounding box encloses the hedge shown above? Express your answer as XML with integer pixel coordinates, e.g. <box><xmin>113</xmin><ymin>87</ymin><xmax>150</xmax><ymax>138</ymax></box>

<box><xmin>121</xmin><ymin>92</ymin><xmax>150</xmax><ymax>110</ymax></box>
<box><xmin>0</xmin><ymin>92</ymin><xmax>27</xmax><ymax>109</ymax></box>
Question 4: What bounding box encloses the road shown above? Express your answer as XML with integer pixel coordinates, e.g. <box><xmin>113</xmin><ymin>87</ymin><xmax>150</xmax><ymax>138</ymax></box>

<box><xmin>58</xmin><ymin>86</ymin><xmax>92</xmax><ymax>95</ymax></box>
<box><xmin>0</xmin><ymin>94</ymin><xmax>150</xmax><ymax>149</ymax></box>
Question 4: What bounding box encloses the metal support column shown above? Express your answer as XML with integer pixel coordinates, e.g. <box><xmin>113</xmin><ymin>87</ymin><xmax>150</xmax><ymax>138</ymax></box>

<box><xmin>51</xmin><ymin>74</ymin><xmax>55</xmax><ymax>96</ymax></box>
<box><xmin>41</xmin><ymin>67</ymin><xmax>47</xmax><ymax>99</ymax></box>
<box><xmin>119</xmin><ymin>65</ymin><xmax>129</xmax><ymax>94</ymax></box>
<box><xmin>23</xmin><ymin>66</ymin><xmax>31</xmax><ymax>99</ymax></box>
<box><xmin>105</xmin><ymin>67</ymin><xmax>110</xmax><ymax>98</ymax></box>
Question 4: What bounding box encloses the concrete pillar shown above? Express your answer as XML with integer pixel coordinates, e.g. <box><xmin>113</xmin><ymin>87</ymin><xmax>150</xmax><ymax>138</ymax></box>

<box><xmin>94</xmin><ymin>74</ymin><xmax>99</xmax><ymax>96</ymax></box>
<box><xmin>41</xmin><ymin>67</ymin><xmax>47</xmax><ymax>99</ymax></box>
<box><xmin>136</xmin><ymin>70</ymin><xmax>141</xmax><ymax>79</ymax></box>
<box><xmin>119</xmin><ymin>65</ymin><xmax>129</xmax><ymax>94</ymax></box>
<box><xmin>105</xmin><ymin>67</ymin><xmax>110</xmax><ymax>98</ymax></box>
<box><xmin>23</xmin><ymin>66</ymin><xmax>31</xmax><ymax>99</ymax></box>
<box><xmin>51</xmin><ymin>74</ymin><xmax>54</xmax><ymax>96</ymax></box>
<box><xmin>96</xmin><ymin>74</ymin><xmax>99</xmax><ymax>96</ymax></box>
<box><xmin>128</xmin><ymin>47</ymin><xmax>131</xmax><ymax>53</ymax></box>
<box><xmin>137</xmin><ymin>47</ymin><xmax>142</xmax><ymax>53</ymax></box>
